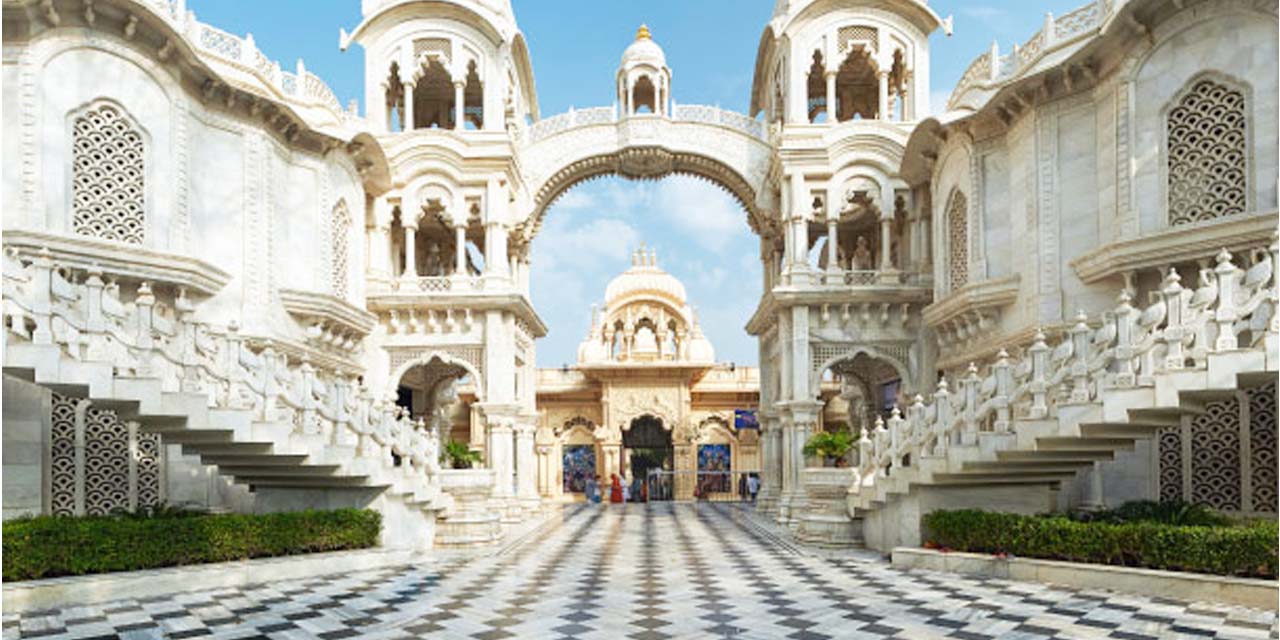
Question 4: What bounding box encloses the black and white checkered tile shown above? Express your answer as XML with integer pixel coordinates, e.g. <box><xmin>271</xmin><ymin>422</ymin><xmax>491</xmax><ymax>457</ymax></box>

<box><xmin>4</xmin><ymin>504</ymin><xmax>1276</xmax><ymax>639</ymax></box>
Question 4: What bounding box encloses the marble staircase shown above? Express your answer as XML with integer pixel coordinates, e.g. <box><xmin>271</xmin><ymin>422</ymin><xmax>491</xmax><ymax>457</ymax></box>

<box><xmin>2</xmin><ymin>249</ymin><xmax>452</xmax><ymax>548</ymax></box>
<box><xmin>838</xmin><ymin>242</ymin><xmax>1278</xmax><ymax>550</ymax></box>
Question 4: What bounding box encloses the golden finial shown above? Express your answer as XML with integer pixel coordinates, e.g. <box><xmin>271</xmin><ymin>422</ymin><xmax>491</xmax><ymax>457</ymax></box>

<box><xmin>636</xmin><ymin>24</ymin><xmax>651</xmax><ymax>41</ymax></box>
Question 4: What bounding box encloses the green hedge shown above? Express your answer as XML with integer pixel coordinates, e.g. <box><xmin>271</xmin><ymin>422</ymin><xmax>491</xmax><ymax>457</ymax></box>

<box><xmin>3</xmin><ymin>508</ymin><xmax>381</xmax><ymax>581</ymax></box>
<box><xmin>922</xmin><ymin>509</ymin><xmax>1278</xmax><ymax>579</ymax></box>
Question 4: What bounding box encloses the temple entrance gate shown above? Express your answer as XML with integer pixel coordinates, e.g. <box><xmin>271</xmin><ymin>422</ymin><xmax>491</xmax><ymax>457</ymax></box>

<box><xmin>624</xmin><ymin>414</ymin><xmax>672</xmax><ymax>500</ymax></box>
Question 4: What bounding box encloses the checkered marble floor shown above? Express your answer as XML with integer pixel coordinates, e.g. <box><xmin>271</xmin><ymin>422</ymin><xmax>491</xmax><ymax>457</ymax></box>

<box><xmin>4</xmin><ymin>503</ymin><xmax>1277</xmax><ymax>639</ymax></box>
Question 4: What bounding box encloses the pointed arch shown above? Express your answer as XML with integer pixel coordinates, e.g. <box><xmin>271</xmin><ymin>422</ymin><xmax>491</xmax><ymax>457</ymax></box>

<box><xmin>331</xmin><ymin>199</ymin><xmax>352</xmax><ymax>298</ymax></box>
<box><xmin>944</xmin><ymin>188</ymin><xmax>968</xmax><ymax>293</ymax></box>
<box><xmin>71</xmin><ymin>100</ymin><xmax>146</xmax><ymax>245</ymax></box>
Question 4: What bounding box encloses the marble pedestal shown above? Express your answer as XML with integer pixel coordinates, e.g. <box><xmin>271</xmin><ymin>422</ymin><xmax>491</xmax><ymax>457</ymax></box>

<box><xmin>794</xmin><ymin>467</ymin><xmax>863</xmax><ymax>547</ymax></box>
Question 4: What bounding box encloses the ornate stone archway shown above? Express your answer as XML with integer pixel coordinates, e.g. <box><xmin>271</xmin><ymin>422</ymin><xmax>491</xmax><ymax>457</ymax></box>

<box><xmin>514</xmin><ymin>109</ymin><xmax>779</xmax><ymax>242</ymax></box>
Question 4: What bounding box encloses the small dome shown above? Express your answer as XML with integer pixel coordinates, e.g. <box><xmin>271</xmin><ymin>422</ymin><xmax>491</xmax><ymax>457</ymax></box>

<box><xmin>604</xmin><ymin>247</ymin><xmax>686</xmax><ymax>306</ymax></box>
<box><xmin>621</xmin><ymin>24</ymin><xmax>667</xmax><ymax>67</ymax></box>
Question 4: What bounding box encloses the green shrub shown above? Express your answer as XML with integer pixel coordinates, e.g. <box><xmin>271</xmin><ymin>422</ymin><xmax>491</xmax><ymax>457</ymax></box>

<box><xmin>443</xmin><ymin>440</ymin><xmax>483</xmax><ymax>469</ymax></box>
<box><xmin>2</xmin><ymin>508</ymin><xmax>381</xmax><ymax>582</ymax></box>
<box><xmin>1068</xmin><ymin>500</ymin><xmax>1233</xmax><ymax>527</ymax></box>
<box><xmin>922</xmin><ymin>509</ymin><xmax>1277</xmax><ymax>579</ymax></box>
<box><xmin>803</xmin><ymin>428</ymin><xmax>857</xmax><ymax>461</ymax></box>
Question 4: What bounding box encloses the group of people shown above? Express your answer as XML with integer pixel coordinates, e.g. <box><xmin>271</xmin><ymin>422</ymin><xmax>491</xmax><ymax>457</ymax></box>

<box><xmin>583</xmin><ymin>472</ymin><xmax>646</xmax><ymax>504</ymax></box>
<box><xmin>581</xmin><ymin>471</ymin><xmax>761</xmax><ymax>503</ymax></box>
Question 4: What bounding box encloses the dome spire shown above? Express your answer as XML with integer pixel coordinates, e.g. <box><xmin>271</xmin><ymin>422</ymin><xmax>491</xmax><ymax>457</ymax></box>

<box><xmin>636</xmin><ymin>24</ymin><xmax>652</xmax><ymax>41</ymax></box>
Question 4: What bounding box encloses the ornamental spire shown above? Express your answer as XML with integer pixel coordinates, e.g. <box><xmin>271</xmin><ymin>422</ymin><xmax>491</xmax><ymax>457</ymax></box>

<box><xmin>636</xmin><ymin>24</ymin><xmax>651</xmax><ymax>41</ymax></box>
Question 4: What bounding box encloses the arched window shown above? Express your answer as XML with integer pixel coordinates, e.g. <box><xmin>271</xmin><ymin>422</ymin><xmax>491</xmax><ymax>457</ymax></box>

<box><xmin>72</xmin><ymin>103</ymin><xmax>145</xmax><ymax>244</ymax></box>
<box><xmin>632</xmin><ymin>75</ymin><xmax>656</xmax><ymax>114</ymax></box>
<box><xmin>1167</xmin><ymin>77</ymin><xmax>1247</xmax><ymax>226</ymax></box>
<box><xmin>463</xmin><ymin>60</ymin><xmax>484</xmax><ymax>129</ymax></box>
<box><xmin>945</xmin><ymin>189</ymin><xmax>968</xmax><ymax>292</ymax></box>
<box><xmin>835</xmin><ymin>47</ymin><xmax>878</xmax><ymax>121</ymax></box>
<box><xmin>331</xmin><ymin>199</ymin><xmax>351</xmax><ymax>298</ymax></box>
<box><xmin>385</xmin><ymin>62</ymin><xmax>405</xmax><ymax>131</ymax></box>
<box><xmin>807</xmin><ymin>51</ymin><xmax>827</xmax><ymax>123</ymax></box>
<box><xmin>414</xmin><ymin>58</ymin><xmax>454</xmax><ymax>129</ymax></box>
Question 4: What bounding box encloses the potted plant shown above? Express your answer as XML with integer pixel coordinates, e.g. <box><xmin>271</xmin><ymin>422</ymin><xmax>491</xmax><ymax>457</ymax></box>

<box><xmin>802</xmin><ymin>428</ymin><xmax>857</xmax><ymax>467</ymax></box>
<box><xmin>442</xmin><ymin>441</ymin><xmax>483</xmax><ymax>469</ymax></box>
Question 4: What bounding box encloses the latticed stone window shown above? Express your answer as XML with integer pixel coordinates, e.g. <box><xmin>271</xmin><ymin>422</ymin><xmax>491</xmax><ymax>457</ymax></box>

<box><xmin>72</xmin><ymin>103</ymin><xmax>145</xmax><ymax>244</ymax></box>
<box><xmin>50</xmin><ymin>393</ymin><xmax>162</xmax><ymax>516</ymax></box>
<box><xmin>945</xmin><ymin>189</ymin><xmax>968</xmax><ymax>292</ymax></box>
<box><xmin>1157</xmin><ymin>381</ymin><xmax>1277</xmax><ymax>515</ymax></box>
<box><xmin>1166</xmin><ymin>77</ymin><xmax>1247</xmax><ymax>226</ymax></box>
<box><xmin>332</xmin><ymin>199</ymin><xmax>352</xmax><ymax>298</ymax></box>
<box><xmin>838</xmin><ymin>25</ymin><xmax>878</xmax><ymax>54</ymax></box>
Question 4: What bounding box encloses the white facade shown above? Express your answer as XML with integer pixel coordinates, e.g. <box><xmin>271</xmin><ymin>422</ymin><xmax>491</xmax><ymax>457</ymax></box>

<box><xmin>1</xmin><ymin>0</ymin><xmax>1275</xmax><ymax>550</ymax></box>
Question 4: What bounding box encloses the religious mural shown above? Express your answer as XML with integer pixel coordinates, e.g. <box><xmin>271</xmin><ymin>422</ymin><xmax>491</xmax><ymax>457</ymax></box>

<box><xmin>562</xmin><ymin>445</ymin><xmax>596</xmax><ymax>494</ymax></box>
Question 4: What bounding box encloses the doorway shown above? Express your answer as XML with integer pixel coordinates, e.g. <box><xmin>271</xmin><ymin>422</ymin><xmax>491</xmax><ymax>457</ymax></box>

<box><xmin>624</xmin><ymin>414</ymin><xmax>672</xmax><ymax>500</ymax></box>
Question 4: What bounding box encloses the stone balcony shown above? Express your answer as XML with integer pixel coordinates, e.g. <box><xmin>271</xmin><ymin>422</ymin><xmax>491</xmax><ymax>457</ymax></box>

<box><xmin>747</xmin><ymin>267</ymin><xmax>933</xmax><ymax>337</ymax></box>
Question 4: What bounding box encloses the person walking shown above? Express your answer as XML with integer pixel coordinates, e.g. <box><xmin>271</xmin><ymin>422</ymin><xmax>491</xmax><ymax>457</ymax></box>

<box><xmin>747</xmin><ymin>474</ymin><xmax>760</xmax><ymax>503</ymax></box>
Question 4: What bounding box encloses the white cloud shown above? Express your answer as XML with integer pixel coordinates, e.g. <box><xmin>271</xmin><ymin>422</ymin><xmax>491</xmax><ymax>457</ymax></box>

<box><xmin>552</xmin><ymin>189</ymin><xmax>597</xmax><ymax>211</ymax></box>
<box><xmin>532</xmin><ymin>217</ymin><xmax>639</xmax><ymax>272</ymax></box>
<box><xmin>928</xmin><ymin>89</ymin><xmax>953</xmax><ymax>116</ymax></box>
<box><xmin>653</xmin><ymin>177</ymin><xmax>749</xmax><ymax>251</ymax></box>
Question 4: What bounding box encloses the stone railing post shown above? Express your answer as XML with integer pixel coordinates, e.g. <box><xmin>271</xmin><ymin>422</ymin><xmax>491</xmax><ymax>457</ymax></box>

<box><xmin>961</xmin><ymin>363</ymin><xmax>980</xmax><ymax>445</ymax></box>
<box><xmin>1269</xmin><ymin>234</ymin><xmax>1280</xmax><ymax>336</ymax></box>
<box><xmin>175</xmin><ymin>288</ymin><xmax>200</xmax><ymax>392</ymax></box>
<box><xmin>1213</xmin><ymin>249</ymin><xmax>1239</xmax><ymax>351</ymax></box>
<box><xmin>887</xmin><ymin>406</ymin><xmax>904</xmax><ymax>462</ymax></box>
<box><xmin>261</xmin><ymin>342</ymin><xmax>279</xmax><ymax>422</ymax></box>
<box><xmin>83</xmin><ymin>266</ymin><xmax>105</xmax><ymax>359</ymax></box>
<box><xmin>872</xmin><ymin>415</ymin><xmax>888</xmax><ymax>474</ymax></box>
<box><xmin>1028</xmin><ymin>330</ymin><xmax>1050</xmax><ymax>418</ymax></box>
<box><xmin>1161</xmin><ymin>270</ymin><xmax>1187</xmax><ymax>370</ymax></box>
<box><xmin>907</xmin><ymin>394</ymin><xmax>926</xmax><ymax>455</ymax></box>
<box><xmin>1069</xmin><ymin>311</ymin><xmax>1091</xmax><ymax>403</ymax></box>
<box><xmin>298</xmin><ymin>359</ymin><xmax>317</xmax><ymax>435</ymax></box>
<box><xmin>932</xmin><ymin>379</ymin><xmax>951</xmax><ymax>455</ymax></box>
<box><xmin>222</xmin><ymin>321</ymin><xmax>244</xmax><ymax>408</ymax></box>
<box><xmin>993</xmin><ymin>350</ymin><xmax>1012</xmax><ymax>432</ymax></box>
<box><xmin>135</xmin><ymin>282</ymin><xmax>156</xmax><ymax>375</ymax></box>
<box><xmin>1113</xmin><ymin>291</ymin><xmax>1136</xmax><ymax>386</ymax></box>
<box><xmin>857</xmin><ymin>422</ymin><xmax>874</xmax><ymax>476</ymax></box>
<box><xmin>30</xmin><ymin>249</ymin><xmax>54</xmax><ymax>344</ymax></box>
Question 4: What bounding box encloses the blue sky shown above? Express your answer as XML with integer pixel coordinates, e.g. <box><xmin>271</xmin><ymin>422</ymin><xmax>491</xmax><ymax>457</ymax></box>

<box><xmin>188</xmin><ymin>0</ymin><xmax>1089</xmax><ymax>367</ymax></box>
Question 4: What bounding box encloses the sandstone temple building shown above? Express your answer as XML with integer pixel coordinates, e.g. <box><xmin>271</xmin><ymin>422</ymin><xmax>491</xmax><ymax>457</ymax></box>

<box><xmin>1</xmin><ymin>0</ymin><xmax>1276</xmax><ymax>551</ymax></box>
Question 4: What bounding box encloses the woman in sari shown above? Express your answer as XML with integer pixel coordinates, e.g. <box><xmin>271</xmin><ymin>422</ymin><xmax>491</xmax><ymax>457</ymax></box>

<box><xmin>609</xmin><ymin>474</ymin><xmax>623</xmax><ymax>503</ymax></box>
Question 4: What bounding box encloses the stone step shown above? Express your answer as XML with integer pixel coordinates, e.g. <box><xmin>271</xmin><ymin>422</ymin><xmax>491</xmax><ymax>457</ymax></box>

<box><xmin>928</xmin><ymin>471</ymin><xmax>1078</xmax><ymax>485</ymax></box>
<box><xmin>996</xmin><ymin>449</ymin><xmax>1116</xmax><ymax>462</ymax></box>
<box><xmin>217</xmin><ymin>465</ymin><xmax>342</xmax><ymax>478</ymax></box>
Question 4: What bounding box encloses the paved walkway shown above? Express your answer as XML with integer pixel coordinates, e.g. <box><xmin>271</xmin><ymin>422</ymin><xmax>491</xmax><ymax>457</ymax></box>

<box><xmin>4</xmin><ymin>503</ymin><xmax>1276</xmax><ymax>639</ymax></box>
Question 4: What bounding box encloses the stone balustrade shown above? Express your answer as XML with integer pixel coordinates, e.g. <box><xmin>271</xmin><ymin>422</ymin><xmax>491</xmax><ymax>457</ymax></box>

<box><xmin>125</xmin><ymin>0</ymin><xmax>357</xmax><ymax>124</ymax></box>
<box><xmin>1</xmin><ymin>247</ymin><xmax>444</xmax><ymax>499</ymax></box>
<box><xmin>523</xmin><ymin>103</ymin><xmax>765</xmax><ymax>146</ymax></box>
<box><xmin>949</xmin><ymin>0</ymin><xmax>1113</xmax><ymax>112</ymax></box>
<box><xmin>854</xmin><ymin>241</ymin><xmax>1278</xmax><ymax>495</ymax></box>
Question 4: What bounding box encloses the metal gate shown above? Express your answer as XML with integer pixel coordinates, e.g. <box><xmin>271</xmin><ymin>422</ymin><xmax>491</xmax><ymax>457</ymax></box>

<box><xmin>644</xmin><ymin>470</ymin><xmax>758</xmax><ymax>503</ymax></box>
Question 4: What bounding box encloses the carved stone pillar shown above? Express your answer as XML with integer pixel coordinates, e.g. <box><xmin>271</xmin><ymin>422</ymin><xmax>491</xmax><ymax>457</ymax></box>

<box><xmin>824</xmin><ymin>71</ymin><xmax>837</xmax><ymax>122</ymax></box>
<box><xmin>453</xmin><ymin>80</ymin><xmax>466</xmax><ymax>131</ymax></box>
<box><xmin>402</xmin><ymin>224</ymin><xmax>418</xmax><ymax>279</ymax></box>
<box><xmin>453</xmin><ymin>223</ymin><xmax>467</xmax><ymax>276</ymax></box>
<box><xmin>825</xmin><ymin>217</ymin><xmax>840</xmax><ymax>275</ymax></box>
<box><xmin>877</xmin><ymin>70</ymin><xmax>889</xmax><ymax>120</ymax></box>
<box><xmin>487</xmin><ymin>419</ymin><xmax>514</xmax><ymax>499</ymax></box>
<box><xmin>879</xmin><ymin>215</ymin><xmax>893</xmax><ymax>271</ymax></box>
<box><xmin>514</xmin><ymin>423</ymin><xmax>539</xmax><ymax>510</ymax></box>
<box><xmin>402</xmin><ymin>81</ymin><xmax>415</xmax><ymax>131</ymax></box>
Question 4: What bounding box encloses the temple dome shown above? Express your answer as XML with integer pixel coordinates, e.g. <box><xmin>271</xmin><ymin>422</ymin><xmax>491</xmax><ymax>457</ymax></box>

<box><xmin>620</xmin><ymin>25</ymin><xmax>667</xmax><ymax>68</ymax></box>
<box><xmin>604</xmin><ymin>248</ymin><xmax>686</xmax><ymax>306</ymax></box>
